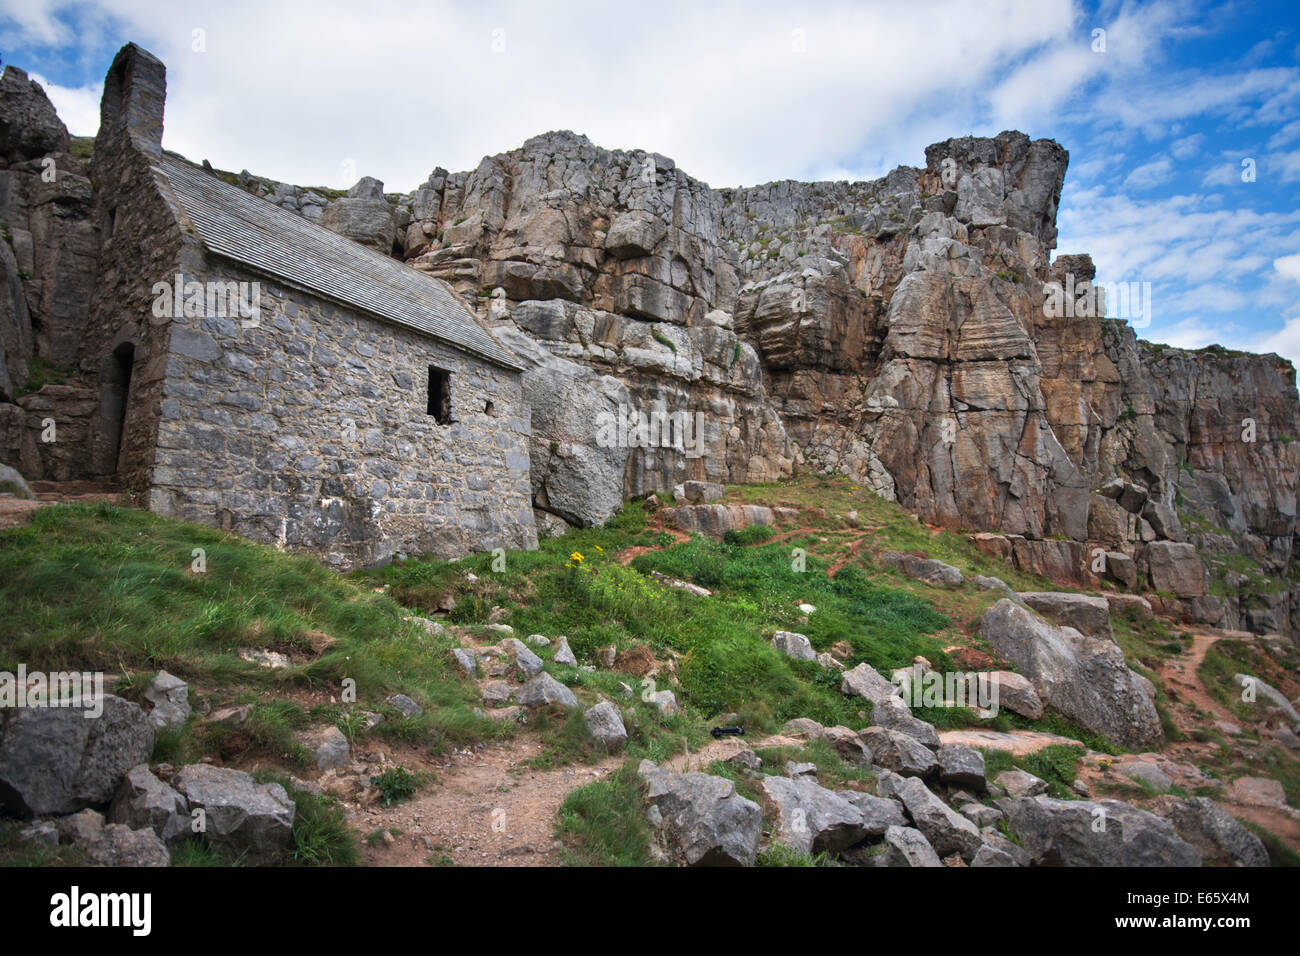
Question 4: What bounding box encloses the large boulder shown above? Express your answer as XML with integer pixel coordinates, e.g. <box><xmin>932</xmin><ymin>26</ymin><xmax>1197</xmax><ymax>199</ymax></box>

<box><xmin>868</xmin><ymin>695</ymin><xmax>941</xmax><ymax>748</ymax></box>
<box><xmin>759</xmin><ymin>775</ymin><xmax>869</xmax><ymax>855</ymax></box>
<box><xmin>1018</xmin><ymin>592</ymin><xmax>1114</xmax><ymax>641</ymax></box>
<box><xmin>490</xmin><ymin>323</ymin><xmax>632</xmax><ymax>527</ymax></box>
<box><xmin>1146</xmin><ymin>796</ymin><xmax>1269</xmax><ymax>867</ymax></box>
<box><xmin>877</xmin><ymin>825</ymin><xmax>943</xmax><ymax>867</ymax></box>
<box><xmin>108</xmin><ymin>764</ymin><xmax>190</xmax><ymax>846</ymax></box>
<box><xmin>1001</xmin><ymin>795</ymin><xmax>1202</xmax><ymax>866</ymax></box>
<box><xmin>859</xmin><ymin>727</ymin><xmax>938</xmax><ymax>778</ymax></box>
<box><xmin>173</xmin><ymin>765</ymin><xmax>295</xmax><ymax>865</ymax></box>
<box><xmin>516</xmin><ymin>672</ymin><xmax>578</xmax><ymax>709</ymax></box>
<box><xmin>986</xmin><ymin>671</ymin><xmax>1044</xmax><ymax>719</ymax></box>
<box><xmin>841</xmin><ymin>663</ymin><xmax>900</xmax><ymax>705</ymax></box>
<box><xmin>0</xmin><ymin>694</ymin><xmax>154</xmax><ymax>816</ymax></box>
<box><xmin>1146</xmin><ymin>541</ymin><xmax>1207</xmax><ymax>598</ymax></box>
<box><xmin>936</xmin><ymin>744</ymin><xmax>986</xmax><ymax>791</ymax></box>
<box><xmin>893</xmin><ymin>776</ymin><xmax>983</xmax><ymax>860</ymax></box>
<box><xmin>979</xmin><ymin>599</ymin><xmax>1162</xmax><ymax>749</ymax></box>
<box><xmin>638</xmin><ymin>761</ymin><xmax>762</xmax><ymax>866</ymax></box>
<box><xmin>880</xmin><ymin>552</ymin><xmax>964</xmax><ymax>587</ymax></box>
<box><xmin>320</xmin><ymin>178</ymin><xmax>397</xmax><ymax>253</ymax></box>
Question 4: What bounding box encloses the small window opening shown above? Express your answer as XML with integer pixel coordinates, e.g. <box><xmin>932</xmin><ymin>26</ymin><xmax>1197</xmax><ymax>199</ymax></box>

<box><xmin>484</xmin><ymin>399</ymin><xmax>495</xmax><ymax>416</ymax></box>
<box><xmin>427</xmin><ymin>366</ymin><xmax>452</xmax><ymax>424</ymax></box>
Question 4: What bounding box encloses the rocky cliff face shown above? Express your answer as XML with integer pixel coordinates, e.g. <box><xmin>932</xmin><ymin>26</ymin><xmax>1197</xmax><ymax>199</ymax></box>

<box><xmin>2</xmin><ymin>68</ymin><xmax>1297</xmax><ymax>639</ymax></box>
<box><xmin>365</xmin><ymin>128</ymin><xmax>1298</xmax><ymax>637</ymax></box>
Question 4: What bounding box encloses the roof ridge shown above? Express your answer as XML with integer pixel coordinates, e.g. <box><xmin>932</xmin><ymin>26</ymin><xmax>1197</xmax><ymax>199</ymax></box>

<box><xmin>155</xmin><ymin>153</ymin><xmax>522</xmax><ymax>371</ymax></box>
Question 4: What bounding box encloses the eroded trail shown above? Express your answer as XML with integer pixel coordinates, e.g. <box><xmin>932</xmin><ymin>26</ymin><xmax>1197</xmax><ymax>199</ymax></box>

<box><xmin>354</xmin><ymin>738</ymin><xmax>621</xmax><ymax>867</ymax></box>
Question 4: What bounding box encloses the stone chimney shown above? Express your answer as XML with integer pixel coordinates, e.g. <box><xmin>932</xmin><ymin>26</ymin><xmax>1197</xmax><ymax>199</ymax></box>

<box><xmin>94</xmin><ymin>43</ymin><xmax>165</xmax><ymax>157</ymax></box>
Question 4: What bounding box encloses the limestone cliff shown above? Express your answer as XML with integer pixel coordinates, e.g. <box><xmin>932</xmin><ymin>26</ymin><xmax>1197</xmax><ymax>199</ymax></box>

<box><xmin>2</xmin><ymin>69</ymin><xmax>1297</xmax><ymax>640</ymax></box>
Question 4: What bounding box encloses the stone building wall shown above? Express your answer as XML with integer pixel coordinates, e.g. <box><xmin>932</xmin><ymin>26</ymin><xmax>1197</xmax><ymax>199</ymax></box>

<box><xmin>149</xmin><ymin>255</ymin><xmax>537</xmax><ymax>568</ymax></box>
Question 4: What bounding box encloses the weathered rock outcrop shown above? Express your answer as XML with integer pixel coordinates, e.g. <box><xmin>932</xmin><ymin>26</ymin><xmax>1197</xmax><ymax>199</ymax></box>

<box><xmin>979</xmin><ymin>598</ymin><xmax>1162</xmax><ymax>749</ymax></box>
<box><xmin>3</xmin><ymin>63</ymin><xmax>1298</xmax><ymax>639</ymax></box>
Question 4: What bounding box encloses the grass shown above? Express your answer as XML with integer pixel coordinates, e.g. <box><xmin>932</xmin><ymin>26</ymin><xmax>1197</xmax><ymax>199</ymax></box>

<box><xmin>17</xmin><ymin>355</ymin><xmax>76</xmax><ymax>396</ymax></box>
<box><xmin>555</xmin><ymin>762</ymin><xmax>656</xmax><ymax>866</ymax></box>
<box><xmin>983</xmin><ymin>744</ymin><xmax>1087</xmax><ymax>798</ymax></box>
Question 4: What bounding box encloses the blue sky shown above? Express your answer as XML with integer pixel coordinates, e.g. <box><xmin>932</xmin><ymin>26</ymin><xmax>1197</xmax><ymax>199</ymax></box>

<box><xmin>1</xmin><ymin>0</ymin><xmax>1297</xmax><ymax>363</ymax></box>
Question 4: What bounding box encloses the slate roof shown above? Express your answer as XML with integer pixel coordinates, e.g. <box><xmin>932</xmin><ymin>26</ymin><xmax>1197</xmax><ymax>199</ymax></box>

<box><xmin>155</xmin><ymin>154</ymin><xmax>522</xmax><ymax>371</ymax></box>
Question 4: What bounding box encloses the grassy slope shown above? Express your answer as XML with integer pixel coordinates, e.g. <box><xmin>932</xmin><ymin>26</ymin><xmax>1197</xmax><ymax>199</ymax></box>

<box><xmin>2</xmin><ymin>474</ymin><xmax>1280</xmax><ymax>866</ymax></box>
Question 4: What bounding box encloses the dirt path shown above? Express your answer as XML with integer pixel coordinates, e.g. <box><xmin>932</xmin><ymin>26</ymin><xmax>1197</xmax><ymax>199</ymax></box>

<box><xmin>352</xmin><ymin>737</ymin><xmax>622</xmax><ymax>867</ymax></box>
<box><xmin>0</xmin><ymin>484</ymin><xmax>122</xmax><ymax>529</ymax></box>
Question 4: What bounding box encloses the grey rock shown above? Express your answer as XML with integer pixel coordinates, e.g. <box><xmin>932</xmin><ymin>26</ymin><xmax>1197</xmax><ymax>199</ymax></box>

<box><xmin>894</xmin><ymin>776</ymin><xmax>983</xmax><ymax>860</ymax></box>
<box><xmin>971</xmin><ymin>844</ymin><xmax>1019</xmax><ymax>867</ymax></box>
<box><xmin>841</xmin><ymin>663</ymin><xmax>900</xmax><ymax>705</ymax></box>
<box><xmin>840</xmin><ymin>791</ymin><xmax>908</xmax><ymax>836</ymax></box>
<box><xmin>878</xmin><ymin>825</ymin><xmax>943</xmax><ymax>867</ymax></box>
<box><xmin>553</xmin><ymin>636</ymin><xmax>578</xmax><ymax>666</ymax></box>
<box><xmin>306</xmin><ymin>726</ymin><xmax>350</xmax><ymax>771</ymax></box>
<box><xmin>19</xmin><ymin>820</ymin><xmax>58</xmax><ymax>848</ymax></box>
<box><xmin>108</xmin><ymin>764</ymin><xmax>190</xmax><ymax>846</ymax></box>
<box><xmin>986</xmin><ymin>671</ymin><xmax>1044</xmax><ymax>719</ymax></box>
<box><xmin>58</xmin><ymin>808</ymin><xmax>105</xmax><ymax>844</ymax></box>
<box><xmin>516</xmin><ymin>672</ymin><xmax>578</xmax><ymax>709</ymax></box>
<box><xmin>1147</xmin><ymin>796</ymin><xmax>1269</xmax><ymax>867</ymax></box>
<box><xmin>859</xmin><ymin>727</ymin><xmax>938</xmax><ymax>777</ymax></box>
<box><xmin>650</xmin><ymin>689</ymin><xmax>680</xmax><ymax>716</ymax></box>
<box><xmin>638</xmin><ymin>760</ymin><xmax>762</xmax><ymax>866</ymax></box>
<box><xmin>143</xmin><ymin>670</ymin><xmax>191</xmax><ymax>729</ymax></box>
<box><xmin>1233</xmin><ymin>674</ymin><xmax>1300</xmax><ymax>723</ymax></box>
<box><xmin>869</xmin><ymin>695</ymin><xmax>940</xmax><ymax>748</ymax></box>
<box><xmin>994</xmin><ymin>769</ymin><xmax>1048</xmax><ymax>798</ymax></box>
<box><xmin>173</xmin><ymin>764</ymin><xmax>295</xmax><ymax>865</ymax></box>
<box><xmin>1018</xmin><ymin>592</ymin><xmax>1114</xmax><ymax>641</ymax></box>
<box><xmin>816</xmin><ymin>727</ymin><xmax>868</xmax><ymax>767</ymax></box>
<box><xmin>782</xmin><ymin>717</ymin><xmax>825</xmax><ymax>738</ymax></box>
<box><xmin>451</xmin><ymin>648</ymin><xmax>477</xmax><ymax>676</ymax></box>
<box><xmin>959</xmin><ymin>802</ymin><xmax>1004</xmax><ymax>827</ymax></box>
<box><xmin>979</xmin><ymin>598</ymin><xmax>1162</xmax><ymax>749</ymax></box>
<box><xmin>81</xmin><ymin>823</ymin><xmax>170</xmax><ymax>867</ymax></box>
<box><xmin>785</xmin><ymin>760</ymin><xmax>818</xmax><ymax>778</ymax></box>
<box><xmin>772</xmin><ymin>630</ymin><xmax>816</xmax><ymax>662</ymax></box>
<box><xmin>760</xmin><ymin>775</ymin><xmax>868</xmax><ymax>855</ymax></box>
<box><xmin>1120</xmin><ymin>760</ymin><xmax>1172</xmax><ymax>792</ymax></box>
<box><xmin>880</xmin><ymin>551</ymin><xmax>964</xmax><ymax>587</ymax></box>
<box><xmin>0</xmin><ymin>693</ymin><xmax>154</xmax><ymax>816</ymax></box>
<box><xmin>480</xmin><ymin>680</ymin><xmax>514</xmax><ymax>704</ymax></box>
<box><xmin>725</xmin><ymin>749</ymin><xmax>761</xmax><ymax>773</ymax></box>
<box><xmin>936</xmin><ymin>744</ymin><xmax>986</xmax><ymax>790</ymax></box>
<box><xmin>583</xmin><ymin>701</ymin><xmax>628</xmax><ymax>752</ymax></box>
<box><xmin>504</xmin><ymin>638</ymin><xmax>544</xmax><ymax>676</ymax></box>
<box><xmin>386</xmin><ymin>694</ymin><xmax>423</xmax><ymax>717</ymax></box>
<box><xmin>1001</xmin><ymin>795</ymin><xmax>1202</xmax><ymax>866</ymax></box>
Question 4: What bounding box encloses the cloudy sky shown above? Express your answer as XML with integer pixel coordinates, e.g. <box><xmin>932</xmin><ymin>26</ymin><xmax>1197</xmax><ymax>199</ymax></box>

<box><xmin>2</xmin><ymin>0</ymin><xmax>1298</xmax><ymax>363</ymax></box>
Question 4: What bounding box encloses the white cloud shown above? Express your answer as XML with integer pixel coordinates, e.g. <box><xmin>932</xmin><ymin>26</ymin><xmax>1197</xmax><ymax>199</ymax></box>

<box><xmin>1249</xmin><ymin>314</ymin><xmax>1300</xmax><ymax>367</ymax></box>
<box><xmin>1124</xmin><ymin>156</ymin><xmax>1173</xmax><ymax>189</ymax></box>
<box><xmin>1169</xmin><ymin>133</ymin><xmax>1204</xmax><ymax>158</ymax></box>
<box><xmin>0</xmin><ymin>0</ymin><xmax>1083</xmax><ymax>191</ymax></box>
<box><xmin>1276</xmin><ymin>252</ymin><xmax>1300</xmax><ymax>282</ymax></box>
<box><xmin>28</xmin><ymin>72</ymin><xmax>100</xmax><ymax>136</ymax></box>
